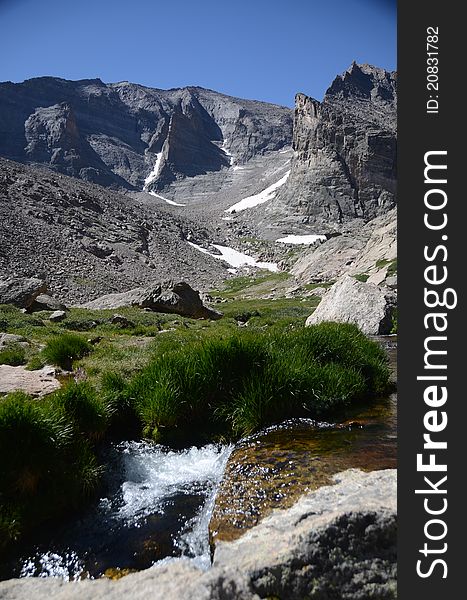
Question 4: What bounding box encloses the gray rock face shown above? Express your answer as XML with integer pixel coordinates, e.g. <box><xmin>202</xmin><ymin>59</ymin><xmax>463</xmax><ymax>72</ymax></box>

<box><xmin>0</xmin><ymin>277</ymin><xmax>47</xmax><ymax>308</ymax></box>
<box><xmin>80</xmin><ymin>281</ymin><xmax>223</xmax><ymax>320</ymax></box>
<box><xmin>306</xmin><ymin>274</ymin><xmax>397</xmax><ymax>335</ymax></box>
<box><xmin>0</xmin><ymin>365</ymin><xmax>61</xmax><ymax>397</ymax></box>
<box><xmin>291</xmin><ymin>208</ymin><xmax>397</xmax><ymax>284</ymax></box>
<box><xmin>49</xmin><ymin>310</ymin><xmax>66</xmax><ymax>322</ymax></box>
<box><xmin>0</xmin><ymin>78</ymin><xmax>292</xmax><ymax>191</ymax></box>
<box><xmin>0</xmin><ymin>333</ymin><xmax>28</xmax><ymax>348</ymax></box>
<box><xmin>0</xmin><ymin>469</ymin><xmax>396</xmax><ymax>600</ymax></box>
<box><xmin>271</xmin><ymin>63</ymin><xmax>396</xmax><ymax>226</ymax></box>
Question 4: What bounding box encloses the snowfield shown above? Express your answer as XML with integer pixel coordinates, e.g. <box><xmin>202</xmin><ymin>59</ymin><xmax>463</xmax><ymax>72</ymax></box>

<box><xmin>188</xmin><ymin>242</ymin><xmax>278</xmax><ymax>273</ymax></box>
<box><xmin>226</xmin><ymin>170</ymin><xmax>290</xmax><ymax>213</ymax></box>
<box><xmin>276</xmin><ymin>234</ymin><xmax>326</xmax><ymax>245</ymax></box>
<box><xmin>143</xmin><ymin>152</ymin><xmax>164</xmax><ymax>190</ymax></box>
<box><xmin>148</xmin><ymin>191</ymin><xmax>186</xmax><ymax>207</ymax></box>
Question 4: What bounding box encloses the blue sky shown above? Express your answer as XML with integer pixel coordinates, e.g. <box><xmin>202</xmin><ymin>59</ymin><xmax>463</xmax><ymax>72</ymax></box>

<box><xmin>0</xmin><ymin>0</ymin><xmax>396</xmax><ymax>106</ymax></box>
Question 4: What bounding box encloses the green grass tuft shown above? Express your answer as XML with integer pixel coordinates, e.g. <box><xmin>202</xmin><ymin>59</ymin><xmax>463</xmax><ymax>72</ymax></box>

<box><xmin>42</xmin><ymin>333</ymin><xmax>92</xmax><ymax>370</ymax></box>
<box><xmin>118</xmin><ymin>323</ymin><xmax>390</xmax><ymax>440</ymax></box>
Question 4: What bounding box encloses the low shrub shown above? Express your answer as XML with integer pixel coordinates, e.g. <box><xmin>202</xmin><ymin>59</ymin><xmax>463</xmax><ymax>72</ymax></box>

<box><xmin>42</xmin><ymin>333</ymin><xmax>92</xmax><ymax>370</ymax></box>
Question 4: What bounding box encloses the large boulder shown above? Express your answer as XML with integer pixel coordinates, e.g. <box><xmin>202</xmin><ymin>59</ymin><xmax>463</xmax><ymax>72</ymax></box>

<box><xmin>306</xmin><ymin>274</ymin><xmax>396</xmax><ymax>335</ymax></box>
<box><xmin>30</xmin><ymin>293</ymin><xmax>67</xmax><ymax>312</ymax></box>
<box><xmin>0</xmin><ymin>277</ymin><xmax>47</xmax><ymax>309</ymax></box>
<box><xmin>0</xmin><ymin>469</ymin><xmax>396</xmax><ymax>600</ymax></box>
<box><xmin>80</xmin><ymin>281</ymin><xmax>223</xmax><ymax>320</ymax></box>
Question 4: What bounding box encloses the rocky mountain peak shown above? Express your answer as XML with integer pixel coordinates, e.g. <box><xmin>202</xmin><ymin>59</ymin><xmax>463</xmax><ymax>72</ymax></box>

<box><xmin>325</xmin><ymin>62</ymin><xmax>397</xmax><ymax>103</ymax></box>
<box><xmin>270</xmin><ymin>63</ymin><xmax>396</xmax><ymax>225</ymax></box>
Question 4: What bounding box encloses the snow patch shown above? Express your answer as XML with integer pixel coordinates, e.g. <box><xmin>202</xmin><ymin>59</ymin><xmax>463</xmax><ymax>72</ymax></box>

<box><xmin>143</xmin><ymin>152</ymin><xmax>163</xmax><ymax>190</ymax></box>
<box><xmin>276</xmin><ymin>234</ymin><xmax>327</xmax><ymax>245</ymax></box>
<box><xmin>188</xmin><ymin>242</ymin><xmax>278</xmax><ymax>272</ymax></box>
<box><xmin>226</xmin><ymin>170</ymin><xmax>290</xmax><ymax>213</ymax></box>
<box><xmin>148</xmin><ymin>191</ymin><xmax>186</xmax><ymax>207</ymax></box>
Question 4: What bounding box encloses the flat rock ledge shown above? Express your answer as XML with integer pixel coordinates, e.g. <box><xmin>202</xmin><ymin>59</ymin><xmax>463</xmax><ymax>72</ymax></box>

<box><xmin>0</xmin><ymin>469</ymin><xmax>396</xmax><ymax>600</ymax></box>
<box><xmin>0</xmin><ymin>365</ymin><xmax>61</xmax><ymax>397</ymax></box>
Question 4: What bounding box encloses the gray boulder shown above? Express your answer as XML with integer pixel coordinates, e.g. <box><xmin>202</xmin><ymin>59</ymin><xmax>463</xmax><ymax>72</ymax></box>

<box><xmin>0</xmin><ymin>277</ymin><xmax>47</xmax><ymax>309</ymax></box>
<box><xmin>80</xmin><ymin>281</ymin><xmax>223</xmax><ymax>320</ymax></box>
<box><xmin>0</xmin><ymin>333</ymin><xmax>28</xmax><ymax>348</ymax></box>
<box><xmin>0</xmin><ymin>469</ymin><xmax>396</xmax><ymax>600</ymax></box>
<box><xmin>306</xmin><ymin>274</ymin><xmax>396</xmax><ymax>335</ymax></box>
<box><xmin>49</xmin><ymin>310</ymin><xmax>66</xmax><ymax>322</ymax></box>
<box><xmin>31</xmin><ymin>294</ymin><xmax>67</xmax><ymax>312</ymax></box>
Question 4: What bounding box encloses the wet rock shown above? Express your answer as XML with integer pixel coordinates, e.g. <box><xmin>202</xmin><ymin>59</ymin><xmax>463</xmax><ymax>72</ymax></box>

<box><xmin>0</xmin><ymin>469</ymin><xmax>396</xmax><ymax>600</ymax></box>
<box><xmin>0</xmin><ymin>365</ymin><xmax>61</xmax><ymax>397</ymax></box>
<box><xmin>80</xmin><ymin>281</ymin><xmax>223</xmax><ymax>320</ymax></box>
<box><xmin>209</xmin><ymin>393</ymin><xmax>396</xmax><ymax>550</ymax></box>
<box><xmin>306</xmin><ymin>274</ymin><xmax>397</xmax><ymax>335</ymax></box>
<box><xmin>0</xmin><ymin>277</ymin><xmax>47</xmax><ymax>309</ymax></box>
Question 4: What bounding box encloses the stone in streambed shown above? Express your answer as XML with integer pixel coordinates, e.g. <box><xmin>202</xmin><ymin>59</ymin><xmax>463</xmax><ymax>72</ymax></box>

<box><xmin>0</xmin><ymin>469</ymin><xmax>396</xmax><ymax>600</ymax></box>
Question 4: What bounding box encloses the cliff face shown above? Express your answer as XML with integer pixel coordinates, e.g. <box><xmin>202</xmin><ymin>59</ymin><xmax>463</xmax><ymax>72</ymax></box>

<box><xmin>0</xmin><ymin>78</ymin><xmax>293</xmax><ymax>191</ymax></box>
<box><xmin>271</xmin><ymin>63</ymin><xmax>396</xmax><ymax>224</ymax></box>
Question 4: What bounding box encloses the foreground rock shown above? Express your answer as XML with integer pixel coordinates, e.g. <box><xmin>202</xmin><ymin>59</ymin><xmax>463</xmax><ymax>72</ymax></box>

<box><xmin>0</xmin><ymin>365</ymin><xmax>61</xmax><ymax>397</ymax></box>
<box><xmin>0</xmin><ymin>469</ymin><xmax>396</xmax><ymax>600</ymax></box>
<box><xmin>306</xmin><ymin>275</ymin><xmax>397</xmax><ymax>335</ymax></box>
<box><xmin>80</xmin><ymin>281</ymin><xmax>223</xmax><ymax>320</ymax></box>
<box><xmin>0</xmin><ymin>277</ymin><xmax>47</xmax><ymax>309</ymax></box>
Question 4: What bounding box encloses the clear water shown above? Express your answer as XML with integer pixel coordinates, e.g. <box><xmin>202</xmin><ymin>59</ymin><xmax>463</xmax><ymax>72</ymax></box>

<box><xmin>5</xmin><ymin>442</ymin><xmax>232</xmax><ymax>581</ymax></box>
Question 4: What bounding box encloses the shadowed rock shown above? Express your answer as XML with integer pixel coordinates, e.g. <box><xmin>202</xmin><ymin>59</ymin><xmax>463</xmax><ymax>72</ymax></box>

<box><xmin>0</xmin><ymin>277</ymin><xmax>47</xmax><ymax>309</ymax></box>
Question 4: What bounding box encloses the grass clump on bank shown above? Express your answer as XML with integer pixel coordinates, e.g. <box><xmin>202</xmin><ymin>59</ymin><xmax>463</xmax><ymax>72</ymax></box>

<box><xmin>0</xmin><ymin>386</ymin><xmax>109</xmax><ymax>552</ymax></box>
<box><xmin>0</xmin><ymin>312</ymin><xmax>391</xmax><ymax>553</ymax></box>
<box><xmin>106</xmin><ymin>322</ymin><xmax>390</xmax><ymax>440</ymax></box>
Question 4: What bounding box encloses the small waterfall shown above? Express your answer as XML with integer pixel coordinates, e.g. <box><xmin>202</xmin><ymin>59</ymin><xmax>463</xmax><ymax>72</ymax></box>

<box><xmin>14</xmin><ymin>442</ymin><xmax>233</xmax><ymax>581</ymax></box>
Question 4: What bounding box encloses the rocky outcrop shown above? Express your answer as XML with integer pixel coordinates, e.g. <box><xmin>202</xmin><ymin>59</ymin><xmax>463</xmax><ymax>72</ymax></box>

<box><xmin>271</xmin><ymin>63</ymin><xmax>396</xmax><ymax>226</ymax></box>
<box><xmin>0</xmin><ymin>277</ymin><xmax>47</xmax><ymax>309</ymax></box>
<box><xmin>306</xmin><ymin>274</ymin><xmax>397</xmax><ymax>335</ymax></box>
<box><xmin>80</xmin><ymin>281</ymin><xmax>223</xmax><ymax>320</ymax></box>
<box><xmin>30</xmin><ymin>294</ymin><xmax>67</xmax><ymax>312</ymax></box>
<box><xmin>291</xmin><ymin>208</ymin><xmax>397</xmax><ymax>284</ymax></box>
<box><xmin>0</xmin><ymin>78</ymin><xmax>292</xmax><ymax>191</ymax></box>
<box><xmin>0</xmin><ymin>469</ymin><xmax>396</xmax><ymax>600</ymax></box>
